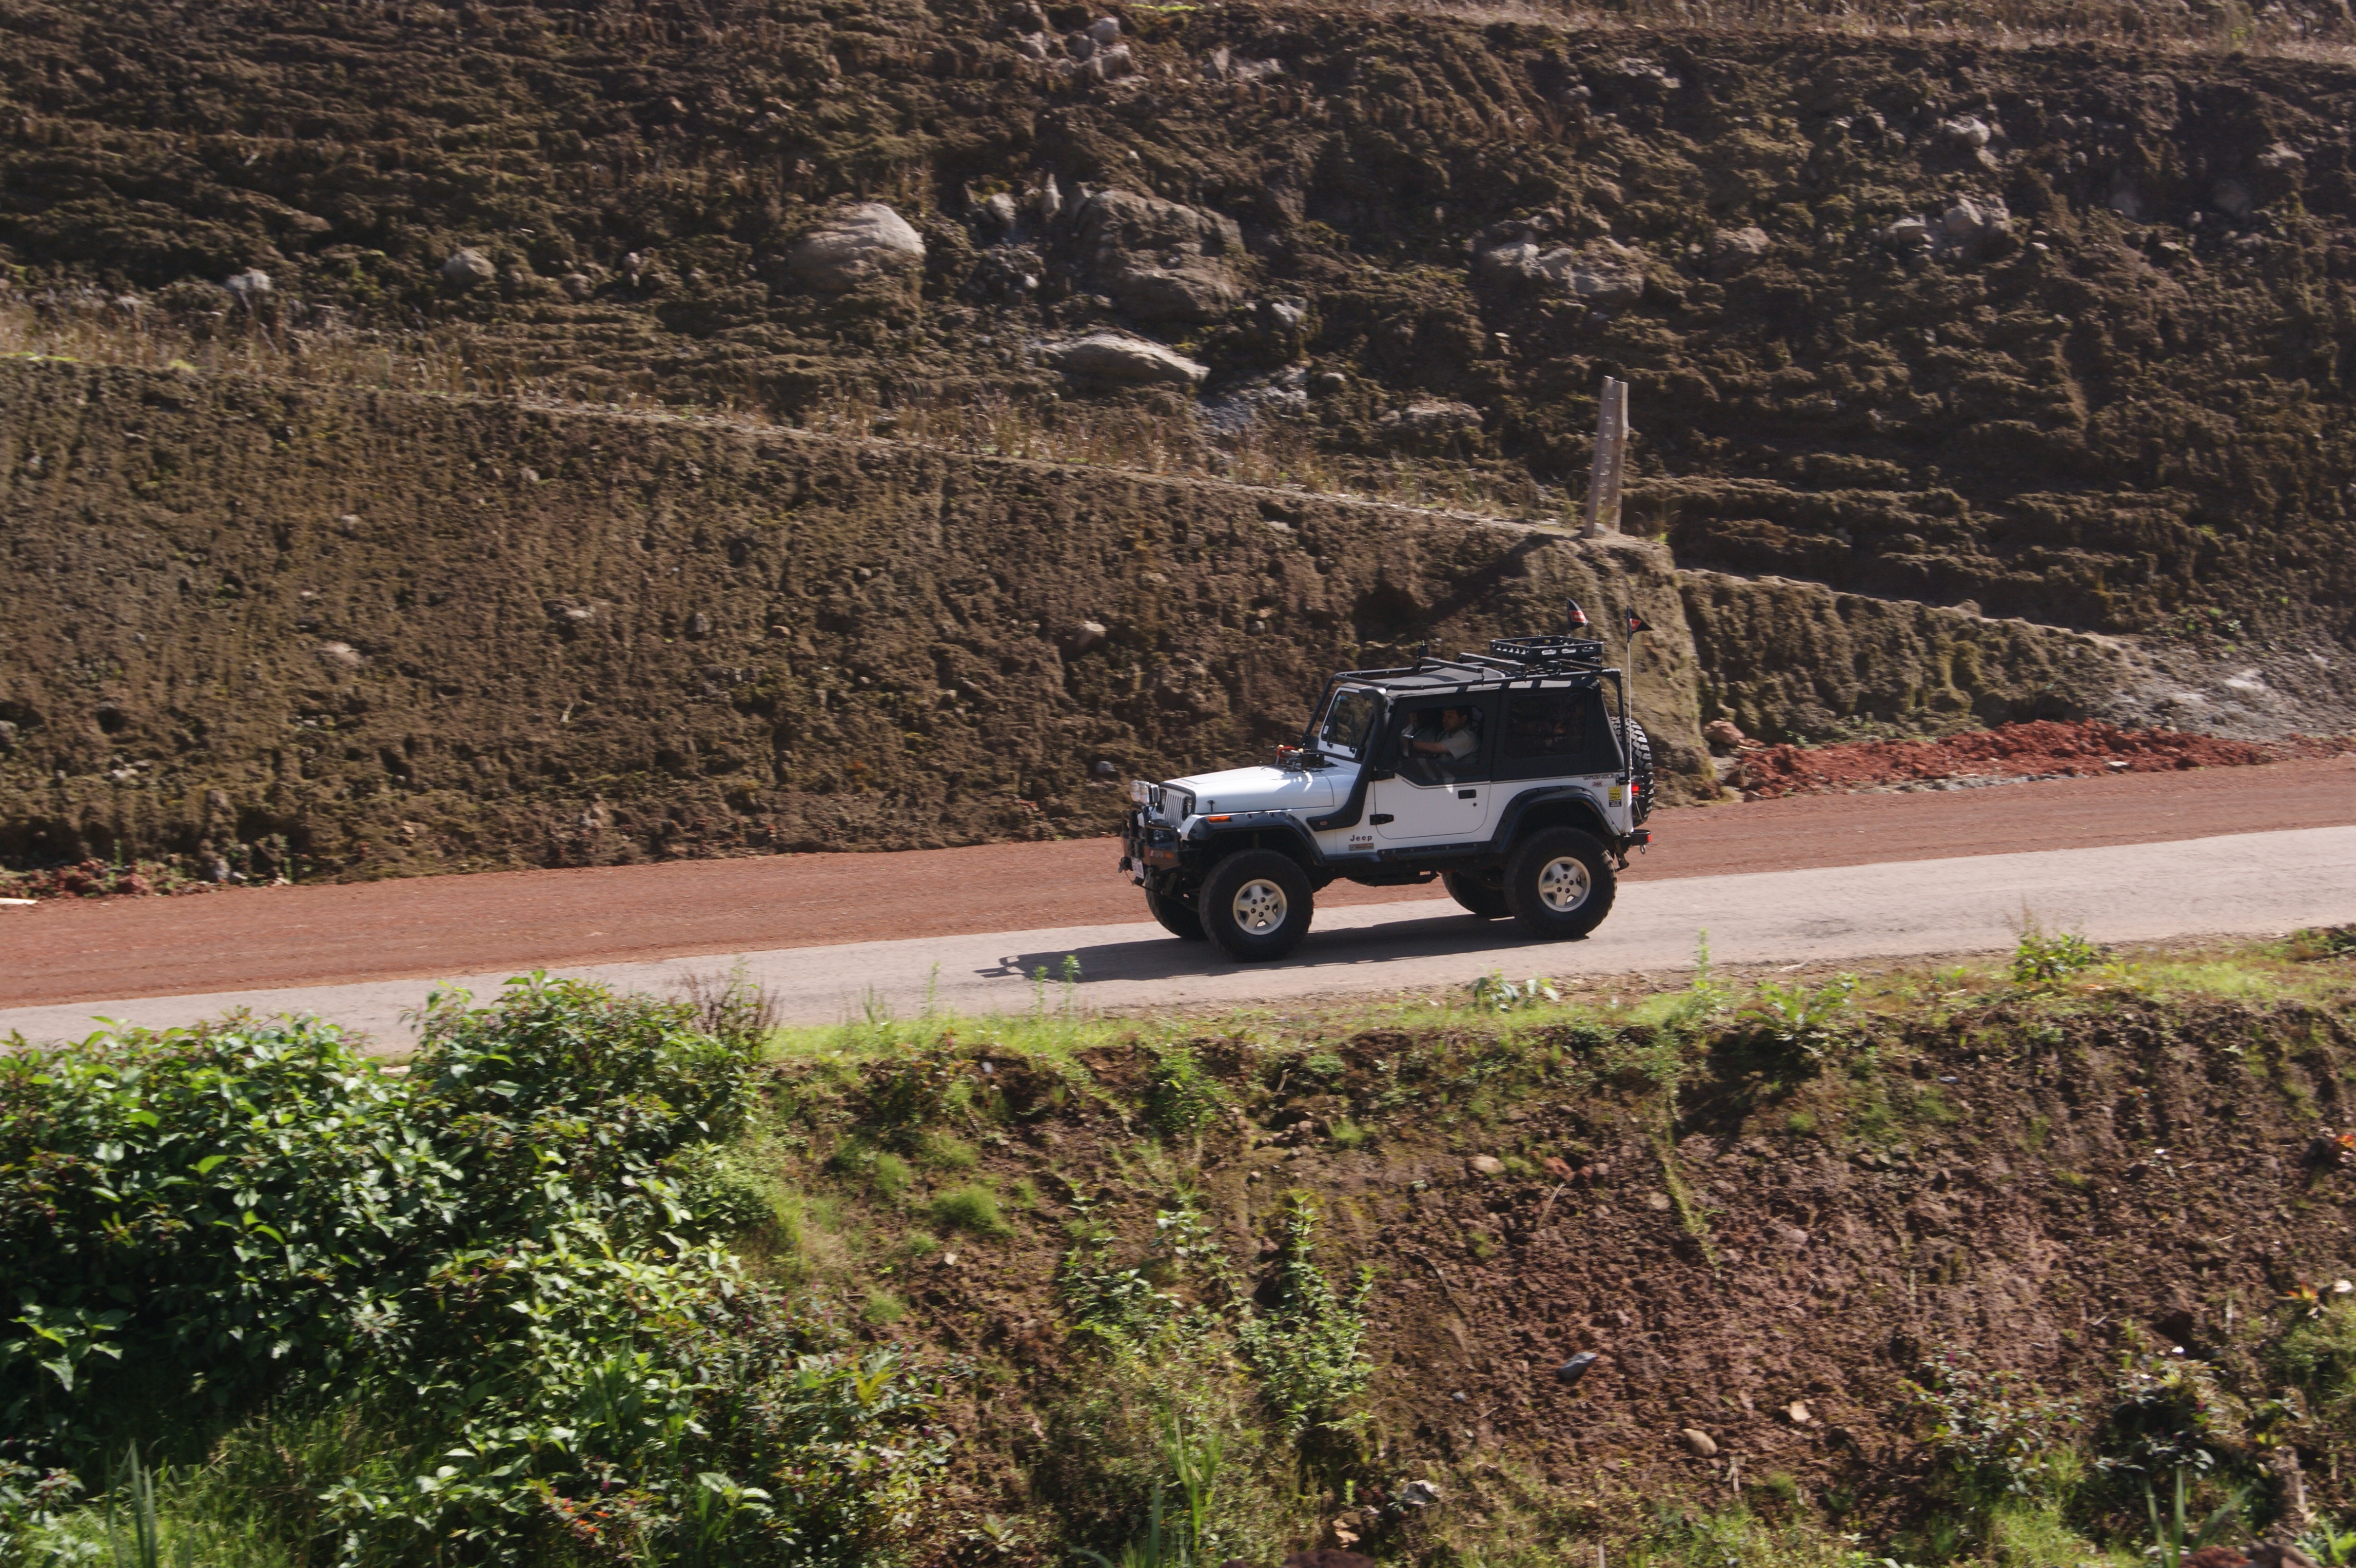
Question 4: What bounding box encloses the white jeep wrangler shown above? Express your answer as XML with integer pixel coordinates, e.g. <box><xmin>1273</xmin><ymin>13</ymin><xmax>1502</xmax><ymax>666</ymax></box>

<box><xmin>1121</xmin><ymin>617</ymin><xmax>1656</xmax><ymax>961</ymax></box>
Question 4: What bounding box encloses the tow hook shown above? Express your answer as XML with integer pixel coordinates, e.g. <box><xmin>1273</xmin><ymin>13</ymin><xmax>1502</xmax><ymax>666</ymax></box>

<box><xmin>1118</xmin><ymin>854</ymin><xmax>1133</xmax><ymax>873</ymax></box>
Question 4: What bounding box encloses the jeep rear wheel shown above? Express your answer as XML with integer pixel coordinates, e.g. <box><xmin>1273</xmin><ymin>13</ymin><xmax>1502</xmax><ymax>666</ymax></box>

<box><xmin>1200</xmin><ymin>850</ymin><xmax>1314</xmax><ymax>962</ymax></box>
<box><xmin>1504</xmin><ymin>827</ymin><xmax>1616</xmax><ymax>940</ymax></box>
<box><xmin>1145</xmin><ymin>884</ymin><xmax>1206</xmax><ymax>941</ymax></box>
<box><xmin>1443</xmin><ymin>870</ymin><xmax>1510</xmax><ymax>920</ymax></box>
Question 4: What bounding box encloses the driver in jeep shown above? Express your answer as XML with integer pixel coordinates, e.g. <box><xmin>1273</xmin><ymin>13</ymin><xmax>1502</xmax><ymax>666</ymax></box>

<box><xmin>1399</xmin><ymin>705</ymin><xmax>1478</xmax><ymax>784</ymax></box>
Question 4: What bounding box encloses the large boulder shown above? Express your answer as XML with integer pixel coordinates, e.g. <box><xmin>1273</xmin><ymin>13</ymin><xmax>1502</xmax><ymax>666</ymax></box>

<box><xmin>1068</xmin><ymin>189</ymin><xmax>1243</xmax><ymax>323</ymax></box>
<box><xmin>1045</xmin><ymin>332</ymin><xmax>1207</xmax><ymax>387</ymax></box>
<box><xmin>788</xmin><ymin>203</ymin><xmax>926</xmax><ymax>291</ymax></box>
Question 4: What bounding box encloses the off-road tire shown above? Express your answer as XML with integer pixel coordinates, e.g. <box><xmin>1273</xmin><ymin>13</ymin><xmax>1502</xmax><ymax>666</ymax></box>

<box><xmin>1504</xmin><ymin>827</ymin><xmax>1617</xmax><ymax>940</ymax></box>
<box><xmin>1200</xmin><ymin>850</ymin><xmax>1315</xmax><ymax>962</ymax></box>
<box><xmin>1624</xmin><ymin>718</ymin><xmax>1656</xmax><ymax>825</ymax></box>
<box><xmin>1443</xmin><ymin>870</ymin><xmax>1510</xmax><ymax>920</ymax></box>
<box><xmin>1145</xmin><ymin>884</ymin><xmax>1206</xmax><ymax>941</ymax></box>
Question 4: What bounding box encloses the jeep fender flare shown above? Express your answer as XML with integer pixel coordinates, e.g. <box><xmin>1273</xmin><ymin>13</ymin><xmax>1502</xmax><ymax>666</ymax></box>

<box><xmin>1187</xmin><ymin>811</ymin><xmax>1327</xmax><ymax>875</ymax></box>
<box><xmin>1493</xmin><ymin>787</ymin><xmax>1612</xmax><ymax>850</ymax></box>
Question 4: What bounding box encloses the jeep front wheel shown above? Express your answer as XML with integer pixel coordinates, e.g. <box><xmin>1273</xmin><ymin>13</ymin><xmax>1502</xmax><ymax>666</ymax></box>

<box><xmin>1145</xmin><ymin>884</ymin><xmax>1206</xmax><ymax>941</ymax></box>
<box><xmin>1504</xmin><ymin>827</ymin><xmax>1616</xmax><ymax>940</ymax></box>
<box><xmin>1200</xmin><ymin>850</ymin><xmax>1314</xmax><ymax>962</ymax></box>
<box><xmin>1443</xmin><ymin>870</ymin><xmax>1510</xmax><ymax>920</ymax></box>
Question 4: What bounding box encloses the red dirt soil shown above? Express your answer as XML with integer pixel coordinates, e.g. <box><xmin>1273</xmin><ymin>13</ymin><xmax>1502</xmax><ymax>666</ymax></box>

<box><xmin>6</xmin><ymin>754</ymin><xmax>2353</xmax><ymax>1009</ymax></box>
<box><xmin>1726</xmin><ymin>719</ymin><xmax>2353</xmax><ymax>799</ymax></box>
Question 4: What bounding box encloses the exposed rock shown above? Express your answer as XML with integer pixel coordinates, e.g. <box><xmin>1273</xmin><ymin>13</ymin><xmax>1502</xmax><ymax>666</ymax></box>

<box><xmin>0</xmin><ymin>720</ymin><xmax>15</xmax><ymax>750</ymax></box>
<box><xmin>1261</xmin><ymin>297</ymin><xmax>1306</xmax><ymax>334</ymax></box>
<box><xmin>1205</xmin><ymin>47</ymin><xmax>1283</xmax><ymax>82</ymax></box>
<box><xmin>1555</xmin><ymin>1351</ymin><xmax>1599</xmax><ymax>1385</ymax></box>
<box><xmin>199</xmin><ymin>851</ymin><xmax>232</xmax><ymax>884</ymax></box>
<box><xmin>1644</xmin><ymin>1190</ymin><xmax>1674</xmax><ymax>1210</ymax></box>
<box><xmin>1068</xmin><ymin>188</ymin><xmax>1242</xmax><ymax>322</ymax></box>
<box><xmin>1711</xmin><ymin>225</ymin><xmax>1770</xmax><ymax>277</ymax></box>
<box><xmin>1086</xmin><ymin>15</ymin><xmax>1120</xmax><ymax>42</ymax></box>
<box><xmin>1380</xmin><ymin>400</ymin><xmax>1482</xmax><ymax>440</ymax></box>
<box><xmin>1882</xmin><ymin>215</ymin><xmax>1933</xmax><ymax>251</ymax></box>
<box><xmin>1772</xmin><ymin>1222</ymin><xmax>1811</xmax><ymax>1250</ymax></box>
<box><xmin>1044</xmin><ymin>331</ymin><xmax>1207</xmax><ymax>387</ymax></box>
<box><xmin>1062</xmin><ymin>618</ymin><xmax>1109</xmax><ymax>654</ymax></box>
<box><xmin>1934</xmin><ymin>195</ymin><xmax>2011</xmax><ymax>259</ymax></box>
<box><xmin>224</xmin><ymin>268</ymin><xmax>273</xmax><ymax>302</ymax></box>
<box><xmin>1680</xmin><ymin>1427</ymin><xmax>1720</xmax><ymax>1457</ymax></box>
<box><xmin>1065</xmin><ymin>30</ymin><xmax>1096</xmax><ymax>61</ymax></box>
<box><xmin>315</xmin><ymin>640</ymin><xmax>363</xmax><ymax>670</ymax></box>
<box><xmin>1785</xmin><ymin>1400</ymin><xmax>1813</xmax><ymax>1424</ymax></box>
<box><xmin>1476</xmin><ymin>237</ymin><xmax>1647</xmax><ymax>307</ymax></box>
<box><xmin>980</xmin><ymin>191</ymin><xmax>1018</xmax><ymax>233</ymax></box>
<box><xmin>787</xmin><ymin>203</ymin><xmax>926</xmax><ymax>291</ymax></box>
<box><xmin>1467</xmin><ymin>1153</ymin><xmax>1506</xmax><ymax>1175</ymax></box>
<box><xmin>1703</xmin><ymin>718</ymin><xmax>1745</xmax><ymax>751</ymax></box>
<box><xmin>1396</xmin><ymin>1480</ymin><xmax>1442</xmax><ymax>1509</ymax></box>
<box><xmin>560</xmin><ymin>272</ymin><xmax>594</xmax><ymax>300</ymax></box>
<box><xmin>1938</xmin><ymin>114</ymin><xmax>1993</xmax><ymax>149</ymax></box>
<box><xmin>440</xmin><ymin>248</ymin><xmax>496</xmax><ymax>288</ymax></box>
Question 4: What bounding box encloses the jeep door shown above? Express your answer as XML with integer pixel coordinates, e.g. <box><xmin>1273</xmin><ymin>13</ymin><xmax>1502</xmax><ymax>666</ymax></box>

<box><xmin>1370</xmin><ymin>694</ymin><xmax>1498</xmax><ymax>845</ymax></box>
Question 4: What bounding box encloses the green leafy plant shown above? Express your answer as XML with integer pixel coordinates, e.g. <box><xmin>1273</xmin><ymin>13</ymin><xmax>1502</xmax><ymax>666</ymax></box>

<box><xmin>928</xmin><ymin>1184</ymin><xmax>1011</xmax><ymax>1237</ymax></box>
<box><xmin>1748</xmin><ymin>973</ymin><xmax>1859</xmax><ymax>1060</ymax></box>
<box><xmin>2012</xmin><ymin>923</ymin><xmax>2104</xmax><ymax>983</ymax></box>
<box><xmin>1468</xmin><ymin>970</ymin><xmax>1560</xmax><ymax>1012</ymax></box>
<box><xmin>2295</xmin><ymin>1514</ymin><xmax>2356</xmax><ymax>1566</ymax></box>
<box><xmin>1146</xmin><ymin>1049</ymin><xmax>1227</xmax><ymax>1139</ymax></box>
<box><xmin>1905</xmin><ymin>1349</ymin><xmax>2082</xmax><ymax>1504</ymax></box>
<box><xmin>1234</xmin><ymin>1197</ymin><xmax>1373</xmax><ymax>1442</ymax></box>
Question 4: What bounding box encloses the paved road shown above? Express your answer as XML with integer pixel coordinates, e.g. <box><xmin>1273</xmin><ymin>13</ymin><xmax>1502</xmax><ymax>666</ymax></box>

<box><xmin>8</xmin><ymin>826</ymin><xmax>2352</xmax><ymax>1050</ymax></box>
<box><xmin>7</xmin><ymin>756</ymin><xmax>2353</xmax><ymax>1010</ymax></box>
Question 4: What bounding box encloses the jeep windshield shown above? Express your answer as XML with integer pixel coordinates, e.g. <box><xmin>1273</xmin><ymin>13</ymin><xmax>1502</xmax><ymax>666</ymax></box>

<box><xmin>1312</xmin><ymin>685</ymin><xmax>1382</xmax><ymax>759</ymax></box>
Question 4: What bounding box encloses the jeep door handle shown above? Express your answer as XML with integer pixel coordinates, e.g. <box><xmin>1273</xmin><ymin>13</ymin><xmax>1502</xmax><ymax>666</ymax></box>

<box><xmin>1458</xmin><ymin>789</ymin><xmax>1478</xmax><ymax>800</ymax></box>
<box><xmin>1369</xmin><ymin>814</ymin><xmax>1394</xmax><ymax>825</ymax></box>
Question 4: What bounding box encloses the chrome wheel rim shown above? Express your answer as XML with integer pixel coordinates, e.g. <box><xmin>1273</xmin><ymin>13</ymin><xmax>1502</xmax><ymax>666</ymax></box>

<box><xmin>1537</xmin><ymin>855</ymin><xmax>1592</xmax><ymax>914</ymax></box>
<box><xmin>1231</xmin><ymin>878</ymin><xmax>1289</xmax><ymax>934</ymax></box>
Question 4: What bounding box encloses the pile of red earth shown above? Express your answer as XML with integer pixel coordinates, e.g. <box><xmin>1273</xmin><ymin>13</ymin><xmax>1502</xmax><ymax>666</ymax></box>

<box><xmin>0</xmin><ymin>859</ymin><xmax>197</xmax><ymax>900</ymax></box>
<box><xmin>1723</xmin><ymin>719</ymin><xmax>2347</xmax><ymax>800</ymax></box>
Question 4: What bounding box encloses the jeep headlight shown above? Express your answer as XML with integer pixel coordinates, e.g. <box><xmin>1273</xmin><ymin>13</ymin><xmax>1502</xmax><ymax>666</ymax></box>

<box><xmin>1130</xmin><ymin>778</ymin><xmax>1152</xmax><ymax>806</ymax></box>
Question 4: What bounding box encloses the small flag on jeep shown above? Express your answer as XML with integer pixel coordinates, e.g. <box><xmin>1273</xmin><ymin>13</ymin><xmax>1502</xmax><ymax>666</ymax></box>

<box><xmin>1625</xmin><ymin>607</ymin><xmax>1651</xmax><ymax>635</ymax></box>
<box><xmin>1564</xmin><ymin>600</ymin><xmax>1590</xmax><ymax>632</ymax></box>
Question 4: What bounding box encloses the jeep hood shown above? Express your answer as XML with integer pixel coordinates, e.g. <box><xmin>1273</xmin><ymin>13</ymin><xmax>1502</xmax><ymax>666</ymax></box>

<box><xmin>1166</xmin><ymin>762</ymin><xmax>1343</xmax><ymax>813</ymax></box>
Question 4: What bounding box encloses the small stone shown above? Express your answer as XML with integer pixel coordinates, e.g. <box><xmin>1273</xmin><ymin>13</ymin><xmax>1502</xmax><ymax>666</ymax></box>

<box><xmin>1381</xmin><ymin>400</ymin><xmax>1482</xmax><ymax>438</ymax></box>
<box><xmin>1884</xmin><ymin>216</ymin><xmax>1933</xmax><ymax>251</ymax></box>
<box><xmin>1086</xmin><ymin>15</ymin><xmax>1120</xmax><ymax>41</ymax></box>
<box><xmin>1785</xmin><ymin>1400</ymin><xmax>1813</xmax><ymax>1424</ymax></box>
<box><xmin>1468</xmin><ymin>1154</ymin><xmax>1506</xmax><ymax>1177</ymax></box>
<box><xmin>0</xmin><ymin>720</ymin><xmax>15</xmax><ymax>751</ymax></box>
<box><xmin>204</xmin><ymin>788</ymin><xmax>231</xmax><ymax>816</ymax></box>
<box><xmin>224</xmin><ymin>268</ymin><xmax>273</xmax><ymax>302</ymax></box>
<box><xmin>1772</xmin><ymin>1223</ymin><xmax>1811</xmax><ymax>1250</ymax></box>
<box><xmin>336</xmin><ymin>514</ymin><xmax>361</xmax><ymax>535</ymax></box>
<box><xmin>199</xmin><ymin>852</ymin><xmax>232</xmax><ymax>884</ymax></box>
<box><xmin>1262</xmin><ymin>297</ymin><xmax>1306</xmax><ymax>332</ymax></box>
<box><xmin>441</xmin><ymin>248</ymin><xmax>497</xmax><ymax>288</ymax></box>
<box><xmin>1312</xmin><ymin>371</ymin><xmax>1346</xmax><ymax>395</ymax></box>
<box><xmin>1092</xmin><ymin>759</ymin><xmax>1120</xmax><ymax>778</ymax></box>
<box><xmin>1703</xmin><ymin>718</ymin><xmax>1745</xmax><ymax>750</ymax></box>
<box><xmin>1062</xmin><ymin>619</ymin><xmax>1109</xmax><ymax>654</ymax></box>
<box><xmin>1644</xmin><ymin>1190</ymin><xmax>1674</xmax><ymax>1211</ymax></box>
<box><xmin>1396</xmin><ymin>1480</ymin><xmax>1442</xmax><ymax>1509</ymax></box>
<box><xmin>1938</xmin><ymin>114</ymin><xmax>1993</xmax><ymax>149</ymax></box>
<box><xmin>1556</xmin><ymin>1351</ymin><xmax>1599</xmax><ymax>1386</ymax></box>
<box><xmin>315</xmin><ymin>640</ymin><xmax>363</xmax><ymax>670</ymax></box>
<box><xmin>1680</xmin><ymin>1427</ymin><xmax>1719</xmax><ymax>1457</ymax></box>
<box><xmin>1710</xmin><ymin>225</ymin><xmax>1770</xmax><ymax>278</ymax></box>
<box><xmin>561</xmin><ymin>272</ymin><xmax>595</xmax><ymax>300</ymax></box>
<box><xmin>981</xmin><ymin>191</ymin><xmax>1018</xmax><ymax>231</ymax></box>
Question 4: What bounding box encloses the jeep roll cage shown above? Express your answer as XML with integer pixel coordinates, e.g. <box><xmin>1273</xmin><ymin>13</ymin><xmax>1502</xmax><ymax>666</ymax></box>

<box><xmin>1288</xmin><ymin>635</ymin><xmax>1636</xmax><ymax>785</ymax></box>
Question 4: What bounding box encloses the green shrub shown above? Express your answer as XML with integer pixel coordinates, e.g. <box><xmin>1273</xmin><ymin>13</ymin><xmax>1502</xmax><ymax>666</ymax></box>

<box><xmin>1234</xmin><ymin>1198</ymin><xmax>1372</xmax><ymax>1442</ymax></box>
<box><xmin>1146</xmin><ymin>1049</ymin><xmax>1227</xmax><ymax>1139</ymax></box>
<box><xmin>0</xmin><ymin>976</ymin><xmax>948</xmax><ymax>1567</ymax></box>
<box><xmin>917</xmin><ymin>1131</ymin><xmax>979</xmax><ymax>1170</ymax></box>
<box><xmin>1906</xmin><ymin>1348</ymin><xmax>2083</xmax><ymax>1504</ymax></box>
<box><xmin>929</xmin><ymin>1184</ymin><xmax>1011</xmax><ymax>1237</ymax></box>
<box><xmin>2013</xmin><ymin>925</ymin><xmax>2104</xmax><ymax>984</ymax></box>
<box><xmin>2277</xmin><ymin>1299</ymin><xmax>2356</xmax><ymax>1425</ymax></box>
<box><xmin>870</xmin><ymin>1150</ymin><xmax>915</xmax><ymax>1200</ymax></box>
